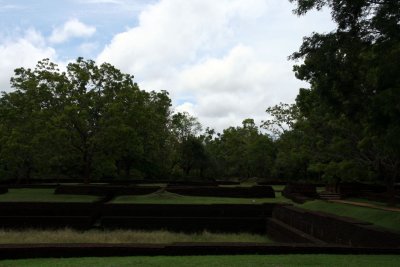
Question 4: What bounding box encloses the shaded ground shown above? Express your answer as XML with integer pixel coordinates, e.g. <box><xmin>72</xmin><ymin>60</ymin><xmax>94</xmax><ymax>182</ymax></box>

<box><xmin>1</xmin><ymin>255</ymin><xmax>400</xmax><ymax>267</ymax></box>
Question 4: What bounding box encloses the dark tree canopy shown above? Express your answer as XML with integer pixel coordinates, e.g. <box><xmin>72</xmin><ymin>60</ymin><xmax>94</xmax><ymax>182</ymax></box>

<box><xmin>282</xmin><ymin>0</ymin><xmax>400</xmax><ymax>204</ymax></box>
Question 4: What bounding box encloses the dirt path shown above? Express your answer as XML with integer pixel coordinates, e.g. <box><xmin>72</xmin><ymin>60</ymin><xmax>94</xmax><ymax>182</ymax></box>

<box><xmin>329</xmin><ymin>199</ymin><xmax>400</xmax><ymax>212</ymax></box>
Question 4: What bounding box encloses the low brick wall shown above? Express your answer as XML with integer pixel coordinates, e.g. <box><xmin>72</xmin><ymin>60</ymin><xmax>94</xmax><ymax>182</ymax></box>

<box><xmin>272</xmin><ymin>205</ymin><xmax>400</xmax><ymax>247</ymax></box>
<box><xmin>0</xmin><ymin>202</ymin><xmax>275</xmax><ymax>232</ymax></box>
<box><xmin>0</xmin><ymin>202</ymin><xmax>99</xmax><ymax>216</ymax></box>
<box><xmin>0</xmin><ymin>216</ymin><xmax>94</xmax><ymax>229</ymax></box>
<box><xmin>282</xmin><ymin>183</ymin><xmax>317</xmax><ymax>197</ymax></box>
<box><xmin>166</xmin><ymin>185</ymin><xmax>275</xmax><ymax>198</ymax></box>
<box><xmin>282</xmin><ymin>183</ymin><xmax>318</xmax><ymax>203</ymax></box>
<box><xmin>102</xmin><ymin>203</ymin><xmax>274</xmax><ymax>217</ymax></box>
<box><xmin>266</xmin><ymin>218</ymin><xmax>325</xmax><ymax>244</ymax></box>
<box><xmin>0</xmin><ymin>187</ymin><xmax>8</xmax><ymax>194</ymax></box>
<box><xmin>100</xmin><ymin>203</ymin><xmax>275</xmax><ymax>233</ymax></box>
<box><xmin>0</xmin><ymin>202</ymin><xmax>99</xmax><ymax>229</ymax></box>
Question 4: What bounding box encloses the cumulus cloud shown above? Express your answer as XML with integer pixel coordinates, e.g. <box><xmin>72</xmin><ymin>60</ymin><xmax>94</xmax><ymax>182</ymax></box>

<box><xmin>49</xmin><ymin>18</ymin><xmax>96</xmax><ymax>44</ymax></box>
<box><xmin>96</xmin><ymin>0</ymin><xmax>334</xmax><ymax>132</ymax></box>
<box><xmin>98</xmin><ymin>0</ymin><xmax>267</xmax><ymax>75</ymax></box>
<box><xmin>0</xmin><ymin>29</ymin><xmax>56</xmax><ymax>92</ymax></box>
<box><xmin>78</xmin><ymin>42</ymin><xmax>99</xmax><ymax>56</ymax></box>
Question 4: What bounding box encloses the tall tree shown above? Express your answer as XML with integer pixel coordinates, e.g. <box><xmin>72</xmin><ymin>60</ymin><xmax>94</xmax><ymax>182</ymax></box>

<box><xmin>289</xmin><ymin>0</ymin><xmax>400</xmax><ymax>203</ymax></box>
<box><xmin>1</xmin><ymin>58</ymin><xmax>173</xmax><ymax>183</ymax></box>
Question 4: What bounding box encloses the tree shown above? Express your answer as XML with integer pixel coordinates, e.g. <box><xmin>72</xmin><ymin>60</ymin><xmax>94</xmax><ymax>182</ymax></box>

<box><xmin>1</xmin><ymin>58</ymin><xmax>173</xmax><ymax>183</ymax></box>
<box><xmin>262</xmin><ymin>103</ymin><xmax>299</xmax><ymax>139</ymax></box>
<box><xmin>206</xmin><ymin>119</ymin><xmax>275</xmax><ymax>179</ymax></box>
<box><xmin>289</xmin><ymin>0</ymin><xmax>400</xmax><ymax>204</ymax></box>
<box><xmin>168</xmin><ymin>112</ymin><xmax>207</xmax><ymax>178</ymax></box>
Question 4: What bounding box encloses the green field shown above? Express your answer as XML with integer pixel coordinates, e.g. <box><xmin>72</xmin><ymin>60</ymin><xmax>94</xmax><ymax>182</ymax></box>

<box><xmin>1</xmin><ymin>255</ymin><xmax>399</xmax><ymax>267</ymax></box>
<box><xmin>297</xmin><ymin>200</ymin><xmax>400</xmax><ymax>233</ymax></box>
<box><xmin>111</xmin><ymin>191</ymin><xmax>289</xmax><ymax>204</ymax></box>
<box><xmin>0</xmin><ymin>229</ymin><xmax>271</xmax><ymax>244</ymax></box>
<box><xmin>347</xmin><ymin>197</ymin><xmax>400</xmax><ymax>208</ymax></box>
<box><xmin>0</xmin><ymin>188</ymin><xmax>100</xmax><ymax>203</ymax></box>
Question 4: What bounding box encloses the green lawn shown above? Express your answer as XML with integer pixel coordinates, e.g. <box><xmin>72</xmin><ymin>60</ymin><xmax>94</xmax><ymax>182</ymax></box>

<box><xmin>111</xmin><ymin>191</ymin><xmax>290</xmax><ymax>204</ymax></box>
<box><xmin>297</xmin><ymin>200</ymin><xmax>400</xmax><ymax>233</ymax></box>
<box><xmin>1</xmin><ymin>255</ymin><xmax>399</xmax><ymax>267</ymax></box>
<box><xmin>0</xmin><ymin>188</ymin><xmax>100</xmax><ymax>203</ymax></box>
<box><xmin>347</xmin><ymin>197</ymin><xmax>400</xmax><ymax>208</ymax></box>
<box><xmin>271</xmin><ymin>185</ymin><xmax>285</xmax><ymax>191</ymax></box>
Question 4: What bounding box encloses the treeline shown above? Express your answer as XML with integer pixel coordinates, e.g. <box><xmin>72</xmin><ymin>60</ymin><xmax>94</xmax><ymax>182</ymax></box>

<box><xmin>0</xmin><ymin>58</ymin><xmax>276</xmax><ymax>182</ymax></box>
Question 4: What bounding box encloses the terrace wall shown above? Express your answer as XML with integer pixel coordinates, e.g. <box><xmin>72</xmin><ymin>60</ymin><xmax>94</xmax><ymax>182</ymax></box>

<box><xmin>272</xmin><ymin>205</ymin><xmax>400</xmax><ymax>247</ymax></box>
<box><xmin>0</xmin><ymin>202</ymin><xmax>277</xmax><ymax>233</ymax></box>
<box><xmin>0</xmin><ymin>187</ymin><xmax>8</xmax><ymax>194</ymax></box>
<box><xmin>0</xmin><ymin>202</ymin><xmax>100</xmax><ymax>229</ymax></box>
<box><xmin>100</xmin><ymin>203</ymin><xmax>276</xmax><ymax>233</ymax></box>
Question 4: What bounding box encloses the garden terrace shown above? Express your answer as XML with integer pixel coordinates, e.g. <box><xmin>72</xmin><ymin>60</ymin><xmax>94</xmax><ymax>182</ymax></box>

<box><xmin>0</xmin><ymin>186</ymin><xmax>399</xmax><ymax>260</ymax></box>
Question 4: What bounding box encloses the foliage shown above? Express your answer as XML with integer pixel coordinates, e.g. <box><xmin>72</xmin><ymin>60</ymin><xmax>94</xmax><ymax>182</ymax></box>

<box><xmin>273</xmin><ymin>0</ymin><xmax>400</xmax><ymax>203</ymax></box>
<box><xmin>0</xmin><ymin>58</ymin><xmax>172</xmax><ymax>182</ymax></box>
<box><xmin>0</xmin><ymin>59</ymin><xmax>278</xmax><ymax>182</ymax></box>
<box><xmin>205</xmin><ymin>119</ymin><xmax>276</xmax><ymax>179</ymax></box>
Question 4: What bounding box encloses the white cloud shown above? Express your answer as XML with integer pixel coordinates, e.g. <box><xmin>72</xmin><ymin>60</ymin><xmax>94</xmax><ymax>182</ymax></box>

<box><xmin>0</xmin><ymin>29</ymin><xmax>56</xmax><ymax>92</ymax></box>
<box><xmin>175</xmin><ymin>102</ymin><xmax>196</xmax><ymax>116</ymax></box>
<box><xmin>49</xmin><ymin>18</ymin><xmax>96</xmax><ymax>44</ymax></box>
<box><xmin>96</xmin><ymin>0</ymin><xmax>334</xmax><ymax>132</ymax></box>
<box><xmin>98</xmin><ymin>0</ymin><xmax>268</xmax><ymax>75</ymax></box>
<box><xmin>78</xmin><ymin>42</ymin><xmax>99</xmax><ymax>55</ymax></box>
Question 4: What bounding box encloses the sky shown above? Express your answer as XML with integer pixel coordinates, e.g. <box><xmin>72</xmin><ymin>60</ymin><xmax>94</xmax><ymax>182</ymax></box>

<box><xmin>0</xmin><ymin>0</ymin><xmax>335</xmax><ymax>132</ymax></box>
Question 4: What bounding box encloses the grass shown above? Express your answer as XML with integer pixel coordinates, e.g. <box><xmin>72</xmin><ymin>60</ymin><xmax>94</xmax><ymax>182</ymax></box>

<box><xmin>0</xmin><ymin>229</ymin><xmax>271</xmax><ymax>244</ymax></box>
<box><xmin>0</xmin><ymin>188</ymin><xmax>100</xmax><ymax>203</ymax></box>
<box><xmin>1</xmin><ymin>255</ymin><xmax>400</xmax><ymax>267</ymax></box>
<box><xmin>297</xmin><ymin>200</ymin><xmax>400</xmax><ymax>233</ymax></box>
<box><xmin>316</xmin><ymin>186</ymin><xmax>325</xmax><ymax>192</ymax></box>
<box><xmin>347</xmin><ymin>197</ymin><xmax>400</xmax><ymax>208</ymax></box>
<box><xmin>271</xmin><ymin>185</ymin><xmax>285</xmax><ymax>191</ymax></box>
<box><xmin>111</xmin><ymin>191</ymin><xmax>291</xmax><ymax>204</ymax></box>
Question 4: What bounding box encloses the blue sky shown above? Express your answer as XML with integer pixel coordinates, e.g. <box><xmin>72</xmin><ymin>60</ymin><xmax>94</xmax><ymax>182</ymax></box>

<box><xmin>0</xmin><ymin>0</ymin><xmax>335</xmax><ymax>131</ymax></box>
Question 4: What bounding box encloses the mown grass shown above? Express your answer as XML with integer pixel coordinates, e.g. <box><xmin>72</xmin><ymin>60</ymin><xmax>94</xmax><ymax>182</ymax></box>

<box><xmin>1</xmin><ymin>255</ymin><xmax>400</xmax><ymax>267</ymax></box>
<box><xmin>271</xmin><ymin>185</ymin><xmax>285</xmax><ymax>191</ymax></box>
<box><xmin>111</xmin><ymin>191</ymin><xmax>290</xmax><ymax>204</ymax></box>
<box><xmin>347</xmin><ymin>197</ymin><xmax>400</xmax><ymax>208</ymax></box>
<box><xmin>0</xmin><ymin>229</ymin><xmax>271</xmax><ymax>244</ymax></box>
<box><xmin>298</xmin><ymin>200</ymin><xmax>400</xmax><ymax>233</ymax></box>
<box><xmin>0</xmin><ymin>188</ymin><xmax>100</xmax><ymax>202</ymax></box>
